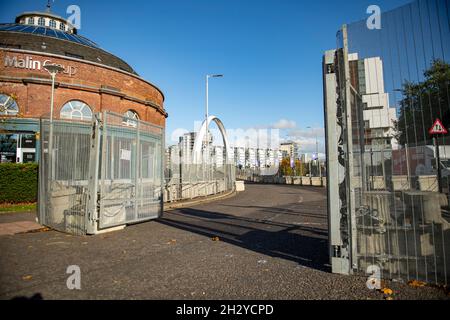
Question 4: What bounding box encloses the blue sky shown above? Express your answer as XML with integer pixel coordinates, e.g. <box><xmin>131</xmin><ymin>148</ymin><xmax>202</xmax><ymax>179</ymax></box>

<box><xmin>0</xmin><ymin>0</ymin><xmax>413</xmax><ymax>152</ymax></box>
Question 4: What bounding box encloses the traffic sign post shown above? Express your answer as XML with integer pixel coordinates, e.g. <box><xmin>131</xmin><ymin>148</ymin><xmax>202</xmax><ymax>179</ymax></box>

<box><xmin>429</xmin><ymin>119</ymin><xmax>448</xmax><ymax>193</ymax></box>
<box><xmin>434</xmin><ymin>136</ymin><xmax>442</xmax><ymax>193</ymax></box>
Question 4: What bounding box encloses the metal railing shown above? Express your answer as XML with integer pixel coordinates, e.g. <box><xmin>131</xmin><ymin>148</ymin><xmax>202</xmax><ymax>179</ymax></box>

<box><xmin>164</xmin><ymin>163</ymin><xmax>235</xmax><ymax>202</ymax></box>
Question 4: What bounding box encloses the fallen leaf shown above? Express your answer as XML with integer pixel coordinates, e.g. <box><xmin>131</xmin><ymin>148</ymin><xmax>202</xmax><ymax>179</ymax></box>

<box><xmin>381</xmin><ymin>288</ymin><xmax>393</xmax><ymax>295</ymax></box>
<box><xmin>212</xmin><ymin>237</ymin><xmax>220</xmax><ymax>241</ymax></box>
<box><xmin>408</xmin><ymin>280</ymin><xmax>427</xmax><ymax>288</ymax></box>
<box><xmin>18</xmin><ymin>227</ymin><xmax>51</xmax><ymax>235</ymax></box>
<box><xmin>22</xmin><ymin>275</ymin><xmax>32</xmax><ymax>281</ymax></box>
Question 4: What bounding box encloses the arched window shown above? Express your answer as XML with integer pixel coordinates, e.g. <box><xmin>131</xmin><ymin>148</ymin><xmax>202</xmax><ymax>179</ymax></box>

<box><xmin>59</xmin><ymin>22</ymin><xmax>65</xmax><ymax>31</ymax></box>
<box><xmin>38</xmin><ymin>17</ymin><xmax>45</xmax><ymax>26</ymax></box>
<box><xmin>123</xmin><ymin>110</ymin><xmax>139</xmax><ymax>127</ymax></box>
<box><xmin>0</xmin><ymin>94</ymin><xmax>19</xmax><ymax>116</ymax></box>
<box><xmin>27</xmin><ymin>17</ymin><xmax>35</xmax><ymax>25</ymax></box>
<box><xmin>60</xmin><ymin>100</ymin><xmax>93</xmax><ymax>121</ymax></box>
<box><xmin>49</xmin><ymin>20</ymin><xmax>56</xmax><ymax>28</ymax></box>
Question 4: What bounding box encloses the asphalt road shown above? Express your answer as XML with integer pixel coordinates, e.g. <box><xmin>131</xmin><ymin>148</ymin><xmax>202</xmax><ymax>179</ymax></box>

<box><xmin>0</xmin><ymin>184</ymin><xmax>448</xmax><ymax>300</ymax></box>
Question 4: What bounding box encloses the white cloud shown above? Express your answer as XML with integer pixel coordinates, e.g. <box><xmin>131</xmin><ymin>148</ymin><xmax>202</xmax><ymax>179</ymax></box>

<box><xmin>170</xmin><ymin>128</ymin><xmax>189</xmax><ymax>143</ymax></box>
<box><xmin>287</xmin><ymin>127</ymin><xmax>325</xmax><ymax>139</ymax></box>
<box><xmin>272</xmin><ymin>119</ymin><xmax>297</xmax><ymax>129</ymax></box>
<box><xmin>282</xmin><ymin>127</ymin><xmax>326</xmax><ymax>155</ymax></box>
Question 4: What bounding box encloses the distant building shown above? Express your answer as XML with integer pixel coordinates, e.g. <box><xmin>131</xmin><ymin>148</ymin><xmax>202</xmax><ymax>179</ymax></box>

<box><xmin>323</xmin><ymin>51</ymin><xmax>398</xmax><ymax>150</ymax></box>
<box><xmin>301</xmin><ymin>153</ymin><xmax>312</xmax><ymax>163</ymax></box>
<box><xmin>166</xmin><ymin>145</ymin><xmax>180</xmax><ymax>168</ymax></box>
<box><xmin>257</xmin><ymin>149</ymin><xmax>266</xmax><ymax>168</ymax></box>
<box><xmin>228</xmin><ymin>147</ymin><xmax>235</xmax><ymax>165</ymax></box>
<box><xmin>179</xmin><ymin>132</ymin><xmax>196</xmax><ymax>165</ymax></box>
<box><xmin>276</xmin><ymin>150</ymin><xmax>283</xmax><ymax>165</ymax></box>
<box><xmin>266</xmin><ymin>149</ymin><xmax>276</xmax><ymax>167</ymax></box>
<box><xmin>212</xmin><ymin>146</ymin><xmax>224</xmax><ymax>168</ymax></box>
<box><xmin>280</xmin><ymin>142</ymin><xmax>299</xmax><ymax>160</ymax></box>
<box><xmin>246</xmin><ymin>148</ymin><xmax>257</xmax><ymax>168</ymax></box>
<box><xmin>234</xmin><ymin>147</ymin><xmax>245</xmax><ymax>167</ymax></box>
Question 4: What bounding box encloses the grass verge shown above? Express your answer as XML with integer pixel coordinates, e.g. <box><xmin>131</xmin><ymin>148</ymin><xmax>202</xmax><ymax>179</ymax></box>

<box><xmin>0</xmin><ymin>203</ymin><xmax>37</xmax><ymax>213</ymax></box>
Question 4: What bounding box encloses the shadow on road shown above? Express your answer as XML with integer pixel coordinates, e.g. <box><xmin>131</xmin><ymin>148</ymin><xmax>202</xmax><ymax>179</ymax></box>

<box><xmin>158</xmin><ymin>207</ymin><xmax>330</xmax><ymax>272</ymax></box>
<box><xmin>11</xmin><ymin>293</ymin><xmax>43</xmax><ymax>300</ymax></box>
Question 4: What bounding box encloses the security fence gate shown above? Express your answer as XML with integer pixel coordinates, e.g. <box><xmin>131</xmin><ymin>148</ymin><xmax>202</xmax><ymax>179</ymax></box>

<box><xmin>324</xmin><ymin>0</ymin><xmax>450</xmax><ymax>285</ymax></box>
<box><xmin>38</xmin><ymin>111</ymin><xmax>164</xmax><ymax>235</ymax></box>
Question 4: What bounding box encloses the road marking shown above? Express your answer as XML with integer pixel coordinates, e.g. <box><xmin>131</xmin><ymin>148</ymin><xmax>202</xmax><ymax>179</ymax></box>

<box><xmin>293</xmin><ymin>222</ymin><xmax>325</xmax><ymax>226</ymax></box>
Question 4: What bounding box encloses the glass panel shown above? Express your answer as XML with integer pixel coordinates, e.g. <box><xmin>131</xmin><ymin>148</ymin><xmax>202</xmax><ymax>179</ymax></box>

<box><xmin>328</xmin><ymin>0</ymin><xmax>450</xmax><ymax>285</ymax></box>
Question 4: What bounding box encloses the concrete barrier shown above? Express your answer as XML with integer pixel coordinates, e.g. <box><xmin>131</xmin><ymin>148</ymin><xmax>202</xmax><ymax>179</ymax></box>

<box><xmin>236</xmin><ymin>174</ymin><xmax>326</xmax><ymax>187</ymax></box>
<box><xmin>311</xmin><ymin>177</ymin><xmax>323</xmax><ymax>187</ymax></box>
<box><xmin>235</xmin><ymin>181</ymin><xmax>245</xmax><ymax>192</ymax></box>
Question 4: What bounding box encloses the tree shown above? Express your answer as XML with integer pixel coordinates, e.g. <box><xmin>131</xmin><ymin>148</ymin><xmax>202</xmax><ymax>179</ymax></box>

<box><xmin>280</xmin><ymin>158</ymin><xmax>292</xmax><ymax>176</ymax></box>
<box><xmin>279</xmin><ymin>157</ymin><xmax>309</xmax><ymax>176</ymax></box>
<box><xmin>395</xmin><ymin>59</ymin><xmax>450</xmax><ymax>146</ymax></box>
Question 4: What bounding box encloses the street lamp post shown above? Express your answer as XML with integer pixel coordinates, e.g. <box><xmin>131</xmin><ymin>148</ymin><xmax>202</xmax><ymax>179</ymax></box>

<box><xmin>307</xmin><ymin>126</ymin><xmax>319</xmax><ymax>177</ymax></box>
<box><xmin>205</xmin><ymin>74</ymin><xmax>223</xmax><ymax>182</ymax></box>
<box><xmin>43</xmin><ymin>64</ymin><xmax>64</xmax><ymax>190</ymax></box>
<box><xmin>44</xmin><ymin>64</ymin><xmax>65</xmax><ymax>123</ymax></box>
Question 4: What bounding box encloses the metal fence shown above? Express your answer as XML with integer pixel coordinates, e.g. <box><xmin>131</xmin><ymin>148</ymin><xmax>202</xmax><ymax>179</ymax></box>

<box><xmin>39</xmin><ymin>111</ymin><xmax>164</xmax><ymax>235</ymax></box>
<box><xmin>38</xmin><ymin>118</ymin><xmax>92</xmax><ymax>235</ymax></box>
<box><xmin>325</xmin><ymin>0</ymin><xmax>450</xmax><ymax>285</ymax></box>
<box><xmin>164</xmin><ymin>162</ymin><xmax>235</xmax><ymax>202</ymax></box>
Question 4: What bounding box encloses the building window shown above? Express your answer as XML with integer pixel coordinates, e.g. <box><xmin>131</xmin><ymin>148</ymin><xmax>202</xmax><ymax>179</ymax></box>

<box><xmin>65</xmin><ymin>52</ymin><xmax>84</xmax><ymax>59</ymax></box>
<box><xmin>49</xmin><ymin>20</ymin><xmax>56</xmax><ymax>28</ymax></box>
<box><xmin>38</xmin><ymin>17</ymin><xmax>45</xmax><ymax>26</ymax></box>
<box><xmin>0</xmin><ymin>94</ymin><xmax>19</xmax><ymax>116</ymax></box>
<box><xmin>123</xmin><ymin>110</ymin><xmax>139</xmax><ymax>127</ymax></box>
<box><xmin>59</xmin><ymin>23</ymin><xmax>65</xmax><ymax>31</ymax></box>
<box><xmin>365</xmin><ymin>105</ymin><xmax>384</xmax><ymax>110</ymax></box>
<box><xmin>60</xmin><ymin>100</ymin><xmax>93</xmax><ymax>121</ymax></box>
<box><xmin>0</xmin><ymin>44</ymin><xmax>21</xmax><ymax>49</ymax></box>
<box><xmin>27</xmin><ymin>17</ymin><xmax>35</xmax><ymax>25</ymax></box>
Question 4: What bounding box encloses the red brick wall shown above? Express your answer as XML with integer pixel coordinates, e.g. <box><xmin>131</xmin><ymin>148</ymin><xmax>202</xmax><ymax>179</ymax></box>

<box><xmin>0</xmin><ymin>49</ymin><xmax>166</xmax><ymax>127</ymax></box>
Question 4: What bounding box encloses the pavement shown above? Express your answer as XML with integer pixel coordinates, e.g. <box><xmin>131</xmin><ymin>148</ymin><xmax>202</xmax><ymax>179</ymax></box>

<box><xmin>0</xmin><ymin>212</ymin><xmax>43</xmax><ymax>236</ymax></box>
<box><xmin>0</xmin><ymin>184</ymin><xmax>449</xmax><ymax>300</ymax></box>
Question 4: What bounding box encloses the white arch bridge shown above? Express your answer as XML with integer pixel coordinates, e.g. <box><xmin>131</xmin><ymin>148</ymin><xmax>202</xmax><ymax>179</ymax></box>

<box><xmin>192</xmin><ymin>115</ymin><xmax>231</xmax><ymax>165</ymax></box>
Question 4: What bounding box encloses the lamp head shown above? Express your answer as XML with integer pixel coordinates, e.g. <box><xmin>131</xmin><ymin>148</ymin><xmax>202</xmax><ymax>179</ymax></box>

<box><xmin>208</xmin><ymin>74</ymin><xmax>224</xmax><ymax>78</ymax></box>
<box><xmin>44</xmin><ymin>64</ymin><xmax>65</xmax><ymax>75</ymax></box>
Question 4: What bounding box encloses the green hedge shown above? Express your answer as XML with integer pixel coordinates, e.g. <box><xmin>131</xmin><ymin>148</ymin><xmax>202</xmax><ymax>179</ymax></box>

<box><xmin>0</xmin><ymin>163</ymin><xmax>38</xmax><ymax>204</ymax></box>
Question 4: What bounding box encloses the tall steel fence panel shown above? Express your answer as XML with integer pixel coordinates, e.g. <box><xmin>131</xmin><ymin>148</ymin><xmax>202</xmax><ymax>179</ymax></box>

<box><xmin>326</xmin><ymin>0</ymin><xmax>450</xmax><ymax>285</ymax></box>
<box><xmin>98</xmin><ymin>111</ymin><xmax>163</xmax><ymax>229</ymax></box>
<box><xmin>164</xmin><ymin>144</ymin><xmax>236</xmax><ymax>203</ymax></box>
<box><xmin>39</xmin><ymin>118</ymin><xmax>93</xmax><ymax>235</ymax></box>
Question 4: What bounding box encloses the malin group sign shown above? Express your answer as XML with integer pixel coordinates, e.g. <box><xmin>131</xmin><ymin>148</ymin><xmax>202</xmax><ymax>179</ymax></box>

<box><xmin>4</xmin><ymin>55</ymin><xmax>77</xmax><ymax>77</ymax></box>
<box><xmin>429</xmin><ymin>119</ymin><xmax>448</xmax><ymax>135</ymax></box>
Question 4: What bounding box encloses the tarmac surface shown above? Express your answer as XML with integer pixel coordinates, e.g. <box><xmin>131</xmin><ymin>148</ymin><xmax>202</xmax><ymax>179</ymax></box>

<box><xmin>0</xmin><ymin>184</ymin><xmax>448</xmax><ymax>300</ymax></box>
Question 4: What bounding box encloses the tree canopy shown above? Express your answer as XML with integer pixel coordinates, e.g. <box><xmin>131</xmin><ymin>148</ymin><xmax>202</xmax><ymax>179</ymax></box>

<box><xmin>394</xmin><ymin>59</ymin><xmax>450</xmax><ymax>146</ymax></box>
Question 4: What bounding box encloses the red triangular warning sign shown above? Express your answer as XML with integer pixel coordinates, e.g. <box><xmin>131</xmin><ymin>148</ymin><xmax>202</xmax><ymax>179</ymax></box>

<box><xmin>429</xmin><ymin>119</ymin><xmax>448</xmax><ymax>135</ymax></box>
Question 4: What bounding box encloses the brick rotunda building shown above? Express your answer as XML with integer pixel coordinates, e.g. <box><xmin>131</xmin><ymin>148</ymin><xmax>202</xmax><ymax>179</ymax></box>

<box><xmin>0</xmin><ymin>8</ymin><xmax>167</xmax><ymax>163</ymax></box>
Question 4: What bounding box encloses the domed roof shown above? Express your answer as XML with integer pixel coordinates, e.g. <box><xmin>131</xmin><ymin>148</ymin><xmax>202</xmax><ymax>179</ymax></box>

<box><xmin>0</xmin><ymin>11</ymin><xmax>138</xmax><ymax>75</ymax></box>
<box><xmin>0</xmin><ymin>23</ymin><xmax>99</xmax><ymax>49</ymax></box>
